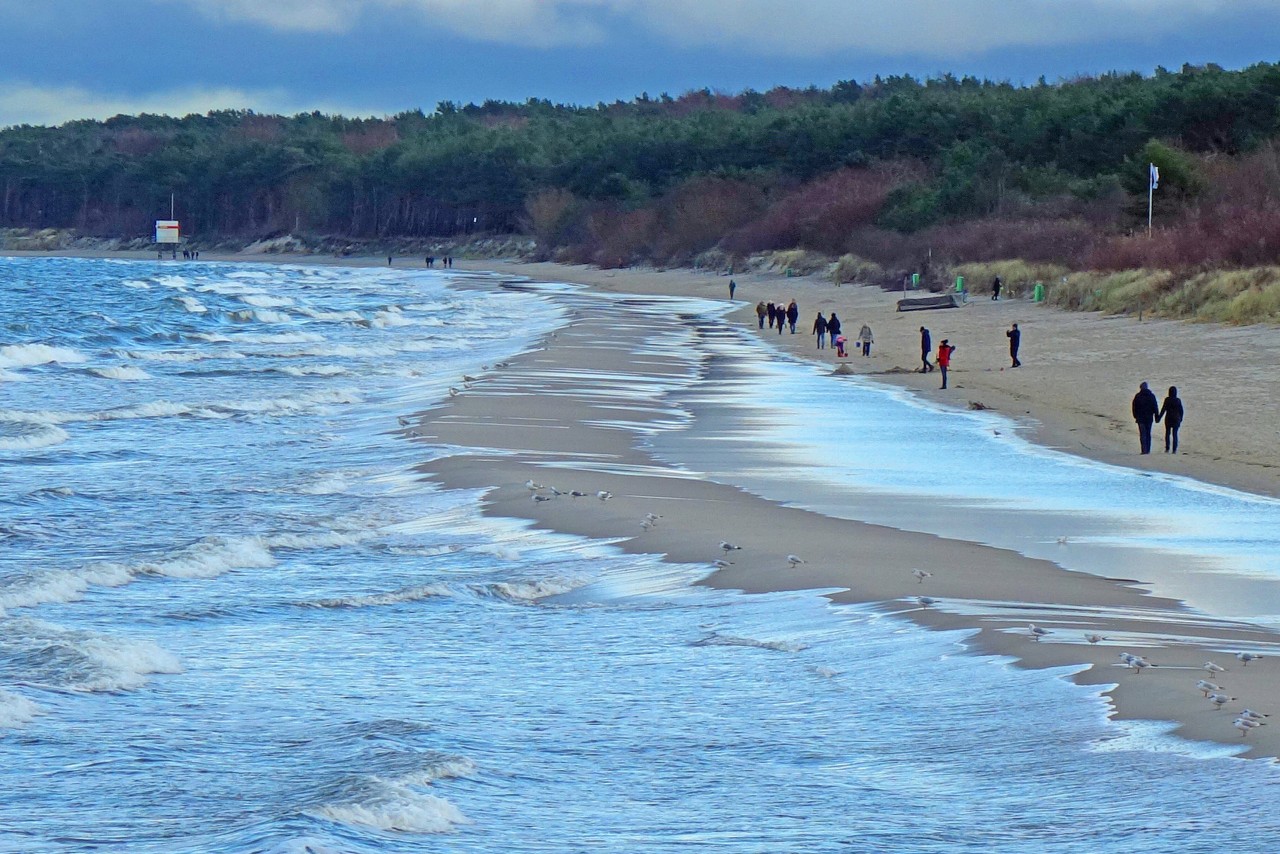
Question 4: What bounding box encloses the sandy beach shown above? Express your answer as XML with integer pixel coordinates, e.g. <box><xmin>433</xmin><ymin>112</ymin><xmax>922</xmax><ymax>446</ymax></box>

<box><xmin>13</xmin><ymin>247</ymin><xmax>1280</xmax><ymax>758</ymax></box>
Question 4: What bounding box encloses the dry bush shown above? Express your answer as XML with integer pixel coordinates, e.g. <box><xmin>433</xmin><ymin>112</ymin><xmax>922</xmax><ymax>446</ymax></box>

<box><xmin>650</xmin><ymin>177</ymin><xmax>765</xmax><ymax>263</ymax></box>
<box><xmin>586</xmin><ymin>206</ymin><xmax>657</xmax><ymax>268</ymax></box>
<box><xmin>340</xmin><ymin>123</ymin><xmax>400</xmax><ymax>155</ymax></box>
<box><xmin>522</xmin><ymin>188</ymin><xmax>579</xmax><ymax>255</ymax></box>
<box><xmin>950</xmin><ymin>260</ymin><xmax>1070</xmax><ymax>295</ymax></box>
<box><xmin>831</xmin><ymin>254</ymin><xmax>885</xmax><ymax>284</ymax></box>
<box><xmin>722</xmin><ymin>164</ymin><xmax>920</xmax><ymax>256</ymax></box>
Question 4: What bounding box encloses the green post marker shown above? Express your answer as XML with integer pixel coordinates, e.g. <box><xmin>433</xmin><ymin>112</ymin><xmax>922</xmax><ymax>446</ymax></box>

<box><xmin>954</xmin><ymin>275</ymin><xmax>964</xmax><ymax>292</ymax></box>
<box><xmin>912</xmin><ymin>273</ymin><xmax>920</xmax><ymax>288</ymax></box>
<box><xmin>1033</xmin><ymin>282</ymin><xmax>1045</xmax><ymax>302</ymax></box>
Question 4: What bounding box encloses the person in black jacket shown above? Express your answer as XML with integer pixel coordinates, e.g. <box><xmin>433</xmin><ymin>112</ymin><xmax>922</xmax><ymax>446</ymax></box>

<box><xmin>1131</xmin><ymin>381</ymin><xmax>1160</xmax><ymax>454</ymax></box>
<box><xmin>786</xmin><ymin>299</ymin><xmax>799</xmax><ymax>333</ymax></box>
<box><xmin>1158</xmin><ymin>386</ymin><xmax>1184</xmax><ymax>453</ymax></box>
<box><xmin>919</xmin><ymin>326</ymin><xmax>933</xmax><ymax>372</ymax></box>
<box><xmin>813</xmin><ymin>312</ymin><xmax>828</xmax><ymax>349</ymax></box>
<box><xmin>1006</xmin><ymin>323</ymin><xmax>1022</xmax><ymax>367</ymax></box>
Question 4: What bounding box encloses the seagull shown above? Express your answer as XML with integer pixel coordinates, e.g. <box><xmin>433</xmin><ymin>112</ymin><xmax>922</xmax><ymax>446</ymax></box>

<box><xmin>550</xmin><ymin>486</ymin><xmax>567</xmax><ymax>496</ymax></box>
<box><xmin>1129</xmin><ymin>656</ymin><xmax>1155</xmax><ymax>674</ymax></box>
<box><xmin>1233</xmin><ymin>718</ymin><xmax>1264</xmax><ymax>736</ymax></box>
<box><xmin>397</xmin><ymin>416</ymin><xmax>412</xmax><ymax>426</ymax></box>
<box><xmin>1084</xmin><ymin>633</ymin><xmax>1107</xmax><ymax>644</ymax></box>
<box><xmin>644</xmin><ymin>513</ymin><xmax>663</xmax><ymax>523</ymax></box>
<box><xmin>1208</xmin><ymin>692</ymin><xmax>1236</xmax><ymax>710</ymax></box>
<box><xmin>719</xmin><ymin>541</ymin><xmax>742</xmax><ymax>552</ymax></box>
<box><xmin>532</xmin><ymin>494</ymin><xmax>553</xmax><ymax>503</ymax></box>
<box><xmin>640</xmin><ymin>519</ymin><xmax>654</xmax><ymax>531</ymax></box>
<box><xmin>596</xmin><ymin>490</ymin><xmax>613</xmax><ymax>501</ymax></box>
<box><xmin>569</xmin><ymin>490</ymin><xmax>588</xmax><ymax>498</ymax></box>
<box><xmin>1197</xmin><ymin>680</ymin><xmax>1224</xmax><ymax>697</ymax></box>
<box><xmin>448</xmin><ymin>387</ymin><xmax>460</xmax><ymax>397</ymax></box>
<box><xmin>1028</xmin><ymin>623</ymin><xmax>1051</xmax><ymax>642</ymax></box>
<box><xmin>462</xmin><ymin>374</ymin><xmax>477</xmax><ymax>382</ymax></box>
<box><xmin>712</xmin><ymin>559</ymin><xmax>734</xmax><ymax>568</ymax></box>
<box><xmin>1236</xmin><ymin>652</ymin><xmax>1264</xmax><ymax>666</ymax></box>
<box><xmin>1204</xmin><ymin>661</ymin><xmax>1228</xmax><ymax>676</ymax></box>
<box><xmin>917</xmin><ymin>596</ymin><xmax>938</xmax><ymax>609</ymax></box>
<box><xmin>786</xmin><ymin>554</ymin><xmax>806</xmax><ymax>568</ymax></box>
<box><xmin>912</xmin><ymin>569</ymin><xmax>932</xmax><ymax>584</ymax></box>
<box><xmin>525</xmin><ymin>479</ymin><xmax>545</xmax><ymax>491</ymax></box>
<box><xmin>1240</xmin><ymin>709</ymin><xmax>1270</xmax><ymax>721</ymax></box>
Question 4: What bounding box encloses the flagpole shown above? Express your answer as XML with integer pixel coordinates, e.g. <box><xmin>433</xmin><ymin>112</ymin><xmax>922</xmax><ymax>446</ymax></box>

<box><xmin>1147</xmin><ymin>163</ymin><xmax>1156</xmax><ymax>238</ymax></box>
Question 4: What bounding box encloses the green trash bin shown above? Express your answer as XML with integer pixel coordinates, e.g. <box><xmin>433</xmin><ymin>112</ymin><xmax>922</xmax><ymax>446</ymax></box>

<box><xmin>1033</xmin><ymin>282</ymin><xmax>1045</xmax><ymax>302</ymax></box>
<box><xmin>912</xmin><ymin>273</ymin><xmax>921</xmax><ymax>288</ymax></box>
<box><xmin>955</xmin><ymin>275</ymin><xmax>964</xmax><ymax>292</ymax></box>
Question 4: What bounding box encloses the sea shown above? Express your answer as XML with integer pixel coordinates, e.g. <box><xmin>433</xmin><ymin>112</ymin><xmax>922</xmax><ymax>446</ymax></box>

<box><xmin>2</xmin><ymin>256</ymin><xmax>1279</xmax><ymax>853</ymax></box>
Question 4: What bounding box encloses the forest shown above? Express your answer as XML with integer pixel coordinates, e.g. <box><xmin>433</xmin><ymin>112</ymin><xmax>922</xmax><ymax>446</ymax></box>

<box><xmin>3</xmin><ymin>61</ymin><xmax>1280</xmax><ymax>277</ymax></box>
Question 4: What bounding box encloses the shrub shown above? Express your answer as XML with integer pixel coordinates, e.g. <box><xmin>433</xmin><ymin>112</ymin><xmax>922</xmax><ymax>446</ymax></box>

<box><xmin>832</xmin><ymin>254</ymin><xmax>885</xmax><ymax>284</ymax></box>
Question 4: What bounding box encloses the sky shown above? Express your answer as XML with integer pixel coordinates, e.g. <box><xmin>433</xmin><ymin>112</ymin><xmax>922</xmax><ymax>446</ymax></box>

<box><xmin>0</xmin><ymin>0</ymin><xmax>1277</xmax><ymax>127</ymax></box>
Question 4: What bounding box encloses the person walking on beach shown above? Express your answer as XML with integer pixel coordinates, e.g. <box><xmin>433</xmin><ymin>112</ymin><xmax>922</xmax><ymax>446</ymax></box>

<box><xmin>1131</xmin><ymin>381</ymin><xmax>1160</xmax><ymax>454</ymax></box>
<box><xmin>729</xmin><ymin>279</ymin><xmax>737</xmax><ymax>300</ymax></box>
<box><xmin>937</xmin><ymin>340</ymin><xmax>956</xmax><ymax>389</ymax></box>
<box><xmin>1158</xmin><ymin>386</ymin><xmax>1184</xmax><ymax>453</ymax></box>
<box><xmin>1007</xmin><ymin>323</ymin><xmax>1022</xmax><ymax>367</ymax></box>
<box><xmin>857</xmin><ymin>323</ymin><xmax>874</xmax><ymax>356</ymax></box>
<box><xmin>813</xmin><ymin>312</ymin><xmax>828</xmax><ymax>349</ymax></box>
<box><xmin>766</xmin><ymin>302</ymin><xmax>777</xmax><ymax>329</ymax></box>
<box><xmin>756</xmin><ymin>301</ymin><xmax>767</xmax><ymax>329</ymax></box>
<box><xmin>919</xmin><ymin>326</ymin><xmax>933</xmax><ymax>372</ymax></box>
<box><xmin>991</xmin><ymin>276</ymin><xmax>1002</xmax><ymax>300</ymax></box>
<box><xmin>827</xmin><ymin>312</ymin><xmax>842</xmax><ymax>343</ymax></box>
<box><xmin>786</xmin><ymin>300</ymin><xmax>799</xmax><ymax>333</ymax></box>
<box><xmin>777</xmin><ymin>301</ymin><xmax>786</xmax><ymax>335</ymax></box>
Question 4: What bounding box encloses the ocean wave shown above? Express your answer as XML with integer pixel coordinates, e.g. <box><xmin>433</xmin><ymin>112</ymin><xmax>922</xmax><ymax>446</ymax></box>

<box><xmin>264</xmin><ymin>530</ymin><xmax>371</xmax><ymax>550</ymax></box>
<box><xmin>0</xmin><ymin>423</ymin><xmax>70</xmax><ymax>451</ymax></box>
<box><xmin>274</xmin><ymin>365</ymin><xmax>350</xmax><ymax>377</ymax></box>
<box><xmin>308</xmin><ymin>584</ymin><xmax>447</xmax><ymax>609</ymax></box>
<box><xmin>310</xmin><ymin>756</ymin><xmax>473</xmax><ymax>834</ymax></box>
<box><xmin>0</xmin><ymin>563</ymin><xmax>132</xmax><ymax>610</ymax></box>
<box><xmin>230</xmin><ymin>308</ymin><xmax>292</xmax><ymax>324</ymax></box>
<box><xmin>691</xmin><ymin>633</ymin><xmax>808</xmax><ymax>653</ymax></box>
<box><xmin>0</xmin><ymin>343</ymin><xmax>86</xmax><ymax>369</ymax></box>
<box><xmin>469</xmin><ymin>577</ymin><xmax>590</xmax><ymax>602</ymax></box>
<box><xmin>0</xmin><ymin>388</ymin><xmax>362</xmax><ymax>426</ymax></box>
<box><xmin>175</xmin><ymin>295</ymin><xmax>207</xmax><ymax>313</ymax></box>
<box><xmin>87</xmin><ymin>365</ymin><xmax>151</xmax><ymax>381</ymax></box>
<box><xmin>135</xmin><ymin>536</ymin><xmax>277</xmax><ymax>579</ymax></box>
<box><xmin>238</xmin><ymin>293</ymin><xmax>295</xmax><ymax>308</ymax></box>
<box><xmin>0</xmin><ymin>689</ymin><xmax>44</xmax><ymax>728</ymax></box>
<box><xmin>296</xmin><ymin>307</ymin><xmax>365</xmax><ymax>322</ymax></box>
<box><xmin>0</xmin><ymin>618</ymin><xmax>182</xmax><ymax>692</ymax></box>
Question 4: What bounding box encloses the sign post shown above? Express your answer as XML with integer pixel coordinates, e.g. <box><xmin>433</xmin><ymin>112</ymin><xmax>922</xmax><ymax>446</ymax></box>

<box><xmin>155</xmin><ymin>220</ymin><xmax>180</xmax><ymax>244</ymax></box>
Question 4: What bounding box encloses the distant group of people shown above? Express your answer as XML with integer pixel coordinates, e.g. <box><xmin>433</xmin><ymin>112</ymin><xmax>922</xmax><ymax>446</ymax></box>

<box><xmin>756</xmin><ymin>299</ymin><xmax>800</xmax><ymax>335</ymax></box>
<box><xmin>425</xmin><ymin>255</ymin><xmax>453</xmax><ymax>268</ymax></box>
<box><xmin>1131</xmin><ymin>382</ymin><xmax>1185</xmax><ymax>454</ymax></box>
<box><xmin>741</xmin><ymin>283</ymin><xmax>1186</xmax><ymax>457</ymax></box>
<box><xmin>182</xmin><ymin>249</ymin><xmax>200</xmax><ymax>260</ymax></box>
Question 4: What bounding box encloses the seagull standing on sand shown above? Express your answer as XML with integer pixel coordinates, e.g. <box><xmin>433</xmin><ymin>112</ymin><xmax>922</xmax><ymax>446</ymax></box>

<box><xmin>1236</xmin><ymin>652</ymin><xmax>1264</xmax><ymax>666</ymax></box>
<box><xmin>1233</xmin><ymin>717</ymin><xmax>1265</xmax><ymax>736</ymax></box>
<box><xmin>570</xmin><ymin>490</ymin><xmax>588</xmax><ymax>498</ymax></box>
<box><xmin>913</xmin><ymin>569</ymin><xmax>932</xmax><ymax>584</ymax></box>
<box><xmin>596</xmin><ymin>491</ymin><xmax>613</xmax><ymax>501</ymax></box>
<box><xmin>1208</xmin><ymin>692</ymin><xmax>1236</xmax><ymax>710</ymax></box>
<box><xmin>786</xmin><ymin>555</ymin><xmax>806</xmax><ymax>568</ymax></box>
<box><xmin>1028</xmin><ymin>624</ymin><xmax>1051</xmax><ymax>642</ymax></box>
<box><xmin>448</xmin><ymin>387</ymin><xmax>460</xmax><ymax>397</ymax></box>
<box><xmin>719</xmin><ymin>541</ymin><xmax>743</xmax><ymax>553</ymax></box>
<box><xmin>917</xmin><ymin>596</ymin><xmax>938</xmax><ymax>610</ymax></box>
<box><xmin>1084</xmin><ymin>633</ymin><xmax>1107</xmax><ymax>644</ymax></box>
<box><xmin>532</xmin><ymin>494</ymin><xmax>553</xmax><ymax>503</ymax></box>
<box><xmin>1205</xmin><ymin>661</ymin><xmax>1228</xmax><ymax>677</ymax></box>
<box><xmin>1240</xmin><ymin>709</ymin><xmax>1270</xmax><ymax>721</ymax></box>
<box><xmin>712</xmin><ymin>559</ymin><xmax>734</xmax><ymax>568</ymax></box>
<box><xmin>645</xmin><ymin>513</ymin><xmax>663</xmax><ymax>524</ymax></box>
<box><xmin>525</xmin><ymin>479</ymin><xmax>545</xmax><ymax>491</ymax></box>
<box><xmin>1197</xmin><ymin>680</ymin><xmax>1224</xmax><ymax>697</ymax></box>
<box><xmin>640</xmin><ymin>519</ymin><xmax>654</xmax><ymax>531</ymax></box>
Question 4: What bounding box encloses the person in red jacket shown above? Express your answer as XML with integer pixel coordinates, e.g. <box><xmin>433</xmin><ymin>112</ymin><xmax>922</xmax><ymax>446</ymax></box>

<box><xmin>937</xmin><ymin>339</ymin><xmax>956</xmax><ymax>389</ymax></box>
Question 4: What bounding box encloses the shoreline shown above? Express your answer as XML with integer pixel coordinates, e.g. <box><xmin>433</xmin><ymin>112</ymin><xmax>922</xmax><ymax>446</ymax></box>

<box><xmin>9</xmin><ymin>248</ymin><xmax>1280</xmax><ymax>757</ymax></box>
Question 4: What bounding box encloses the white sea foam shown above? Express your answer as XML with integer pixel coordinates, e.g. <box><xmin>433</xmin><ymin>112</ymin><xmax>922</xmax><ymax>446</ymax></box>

<box><xmin>0</xmin><ymin>343</ymin><xmax>86</xmax><ymax>368</ymax></box>
<box><xmin>0</xmin><ymin>389</ymin><xmax>361</xmax><ymax>427</ymax></box>
<box><xmin>88</xmin><ymin>365</ymin><xmax>151</xmax><ymax>381</ymax></box>
<box><xmin>176</xmin><ymin>295</ymin><xmax>208</xmax><ymax>313</ymax></box>
<box><xmin>0</xmin><ymin>423</ymin><xmax>69</xmax><ymax>451</ymax></box>
<box><xmin>276</xmin><ymin>365</ymin><xmax>349</xmax><ymax>377</ymax></box>
<box><xmin>312</xmin><ymin>777</ymin><xmax>469</xmax><ymax>834</ymax></box>
<box><xmin>264</xmin><ymin>530</ymin><xmax>370</xmax><ymax>550</ymax></box>
<box><xmin>0</xmin><ymin>690</ymin><xmax>44</xmax><ymax>728</ymax></box>
<box><xmin>0</xmin><ymin>563</ymin><xmax>132</xmax><ymax>610</ymax></box>
<box><xmin>2</xmin><ymin>619</ymin><xmax>183</xmax><ymax>692</ymax></box>
<box><xmin>122</xmin><ymin>279</ymin><xmax>151</xmax><ymax>289</ymax></box>
<box><xmin>473</xmin><ymin>577</ymin><xmax>590</xmax><ymax>602</ymax></box>
<box><xmin>231</xmin><ymin>308</ymin><xmax>292</xmax><ymax>324</ymax></box>
<box><xmin>75</xmin><ymin>635</ymin><xmax>184</xmax><ymax>691</ymax></box>
<box><xmin>296</xmin><ymin>307</ymin><xmax>364</xmax><ymax>322</ymax></box>
<box><xmin>239</xmin><ymin>293</ymin><xmax>295</xmax><ymax>308</ymax></box>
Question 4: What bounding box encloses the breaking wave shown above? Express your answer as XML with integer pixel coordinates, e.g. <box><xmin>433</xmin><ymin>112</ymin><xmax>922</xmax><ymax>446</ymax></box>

<box><xmin>0</xmin><ymin>343</ymin><xmax>86</xmax><ymax>369</ymax></box>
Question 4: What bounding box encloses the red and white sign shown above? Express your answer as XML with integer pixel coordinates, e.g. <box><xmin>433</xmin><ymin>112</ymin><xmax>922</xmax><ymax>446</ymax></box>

<box><xmin>155</xmin><ymin>220</ymin><xmax>181</xmax><ymax>244</ymax></box>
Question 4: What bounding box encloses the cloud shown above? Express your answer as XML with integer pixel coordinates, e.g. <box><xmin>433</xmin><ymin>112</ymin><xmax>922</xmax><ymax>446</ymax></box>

<box><xmin>0</xmin><ymin>82</ymin><xmax>390</xmax><ymax>128</ymax></box>
<box><xmin>175</xmin><ymin>0</ymin><xmax>1275</xmax><ymax>55</ymax></box>
<box><xmin>183</xmin><ymin>0</ymin><xmax>612</xmax><ymax>44</ymax></box>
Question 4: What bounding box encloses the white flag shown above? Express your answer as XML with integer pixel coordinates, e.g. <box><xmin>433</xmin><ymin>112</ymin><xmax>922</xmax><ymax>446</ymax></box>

<box><xmin>1149</xmin><ymin>163</ymin><xmax>1159</xmax><ymax>191</ymax></box>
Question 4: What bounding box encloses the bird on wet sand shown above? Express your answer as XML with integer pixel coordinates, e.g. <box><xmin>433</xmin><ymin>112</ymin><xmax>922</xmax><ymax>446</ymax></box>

<box><xmin>1240</xmin><ymin>708</ymin><xmax>1270</xmax><ymax>722</ymax></box>
<box><xmin>1208</xmin><ymin>692</ymin><xmax>1236</xmax><ymax>710</ymax></box>
<box><xmin>1234</xmin><ymin>717</ymin><xmax>1264</xmax><ymax>736</ymax></box>
<box><xmin>1197</xmin><ymin>680</ymin><xmax>1223</xmax><ymax>697</ymax></box>
<box><xmin>917</xmin><ymin>596</ymin><xmax>938</xmax><ymax>610</ymax></box>
<box><xmin>1084</xmin><ymin>633</ymin><xmax>1107</xmax><ymax>644</ymax></box>
<box><xmin>786</xmin><ymin>555</ymin><xmax>806</xmax><ymax>568</ymax></box>
<box><xmin>596</xmin><ymin>491</ymin><xmax>613</xmax><ymax>501</ymax></box>
<box><xmin>912</xmin><ymin>569</ymin><xmax>932</xmax><ymax>584</ymax></box>
<box><xmin>1028</xmin><ymin>623</ymin><xmax>1051</xmax><ymax>642</ymax></box>
<box><xmin>1236</xmin><ymin>652</ymin><xmax>1264</xmax><ymax>666</ymax></box>
<box><xmin>719</xmin><ymin>541</ymin><xmax>742</xmax><ymax>553</ymax></box>
<box><xmin>1204</xmin><ymin>661</ymin><xmax>1228</xmax><ymax>677</ymax></box>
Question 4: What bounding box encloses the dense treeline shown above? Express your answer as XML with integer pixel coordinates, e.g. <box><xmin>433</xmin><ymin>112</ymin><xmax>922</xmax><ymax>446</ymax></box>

<box><xmin>3</xmin><ymin>62</ymin><xmax>1280</xmax><ymax>270</ymax></box>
